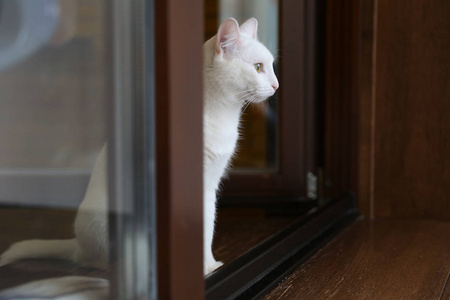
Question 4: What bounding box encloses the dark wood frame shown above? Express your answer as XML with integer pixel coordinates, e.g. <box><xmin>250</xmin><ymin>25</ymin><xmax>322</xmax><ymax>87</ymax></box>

<box><xmin>206</xmin><ymin>0</ymin><xmax>363</xmax><ymax>297</ymax></box>
<box><xmin>151</xmin><ymin>0</ymin><xmax>362</xmax><ymax>298</ymax></box>
<box><xmin>324</xmin><ymin>0</ymin><xmax>361</xmax><ymax>201</ymax></box>
<box><xmin>222</xmin><ymin>0</ymin><xmax>308</xmax><ymax>199</ymax></box>
<box><xmin>219</xmin><ymin>0</ymin><xmax>362</xmax><ymax>207</ymax></box>
<box><xmin>357</xmin><ymin>0</ymin><xmax>377</xmax><ymax>218</ymax></box>
<box><xmin>0</xmin><ymin>0</ymin><xmax>362</xmax><ymax>298</ymax></box>
<box><xmin>206</xmin><ymin>0</ymin><xmax>363</xmax><ymax>298</ymax></box>
<box><xmin>154</xmin><ymin>0</ymin><xmax>204</xmax><ymax>299</ymax></box>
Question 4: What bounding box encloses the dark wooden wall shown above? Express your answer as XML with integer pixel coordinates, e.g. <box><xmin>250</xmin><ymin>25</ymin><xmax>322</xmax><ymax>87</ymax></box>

<box><xmin>358</xmin><ymin>0</ymin><xmax>450</xmax><ymax>220</ymax></box>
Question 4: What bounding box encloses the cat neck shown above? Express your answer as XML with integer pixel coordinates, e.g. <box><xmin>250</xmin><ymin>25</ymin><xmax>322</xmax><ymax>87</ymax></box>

<box><xmin>203</xmin><ymin>89</ymin><xmax>243</xmax><ymax>129</ymax></box>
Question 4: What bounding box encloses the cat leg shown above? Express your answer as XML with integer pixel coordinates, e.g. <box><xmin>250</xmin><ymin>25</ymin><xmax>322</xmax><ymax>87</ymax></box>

<box><xmin>204</xmin><ymin>190</ymin><xmax>223</xmax><ymax>275</ymax></box>
<box><xmin>0</xmin><ymin>239</ymin><xmax>78</xmax><ymax>267</ymax></box>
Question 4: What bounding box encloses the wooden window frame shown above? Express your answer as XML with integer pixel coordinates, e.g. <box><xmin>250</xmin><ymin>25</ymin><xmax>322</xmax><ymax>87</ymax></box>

<box><xmin>151</xmin><ymin>0</ymin><xmax>361</xmax><ymax>298</ymax></box>
<box><xmin>110</xmin><ymin>0</ymin><xmax>205</xmax><ymax>298</ymax></box>
<box><xmin>0</xmin><ymin>0</ymin><xmax>361</xmax><ymax>298</ymax></box>
<box><xmin>154</xmin><ymin>0</ymin><xmax>205</xmax><ymax>299</ymax></box>
<box><xmin>222</xmin><ymin>0</ymin><xmax>309</xmax><ymax>199</ymax></box>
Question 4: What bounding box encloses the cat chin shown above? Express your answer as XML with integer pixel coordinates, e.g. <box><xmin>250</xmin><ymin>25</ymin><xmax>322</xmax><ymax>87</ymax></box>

<box><xmin>250</xmin><ymin>95</ymin><xmax>272</xmax><ymax>103</ymax></box>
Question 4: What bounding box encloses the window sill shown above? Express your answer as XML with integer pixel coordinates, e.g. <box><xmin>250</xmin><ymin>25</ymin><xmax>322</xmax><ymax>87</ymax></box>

<box><xmin>206</xmin><ymin>193</ymin><xmax>359</xmax><ymax>299</ymax></box>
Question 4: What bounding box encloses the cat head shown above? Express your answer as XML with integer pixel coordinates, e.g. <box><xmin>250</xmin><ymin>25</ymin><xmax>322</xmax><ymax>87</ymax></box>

<box><xmin>206</xmin><ymin>18</ymin><xmax>279</xmax><ymax>104</ymax></box>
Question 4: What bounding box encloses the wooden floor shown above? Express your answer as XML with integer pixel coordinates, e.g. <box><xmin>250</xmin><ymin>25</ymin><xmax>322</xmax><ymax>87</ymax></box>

<box><xmin>264</xmin><ymin>218</ymin><xmax>450</xmax><ymax>299</ymax></box>
<box><xmin>3</xmin><ymin>208</ymin><xmax>450</xmax><ymax>299</ymax></box>
<box><xmin>213</xmin><ymin>207</ymin><xmax>298</xmax><ymax>264</ymax></box>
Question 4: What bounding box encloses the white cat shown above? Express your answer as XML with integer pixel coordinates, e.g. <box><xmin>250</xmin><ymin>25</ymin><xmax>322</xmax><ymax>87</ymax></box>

<box><xmin>203</xmin><ymin>17</ymin><xmax>278</xmax><ymax>272</ymax></box>
<box><xmin>0</xmin><ymin>18</ymin><xmax>278</xmax><ymax>278</ymax></box>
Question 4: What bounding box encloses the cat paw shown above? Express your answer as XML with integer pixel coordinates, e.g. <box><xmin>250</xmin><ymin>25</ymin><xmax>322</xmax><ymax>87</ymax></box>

<box><xmin>0</xmin><ymin>240</ymin><xmax>32</xmax><ymax>267</ymax></box>
<box><xmin>204</xmin><ymin>260</ymin><xmax>223</xmax><ymax>275</ymax></box>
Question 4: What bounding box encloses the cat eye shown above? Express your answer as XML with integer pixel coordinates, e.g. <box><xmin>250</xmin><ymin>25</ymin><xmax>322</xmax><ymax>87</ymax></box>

<box><xmin>254</xmin><ymin>63</ymin><xmax>262</xmax><ymax>73</ymax></box>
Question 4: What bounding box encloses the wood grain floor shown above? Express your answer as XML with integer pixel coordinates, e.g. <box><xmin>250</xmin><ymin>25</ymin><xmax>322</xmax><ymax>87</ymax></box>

<box><xmin>4</xmin><ymin>208</ymin><xmax>449</xmax><ymax>299</ymax></box>
<box><xmin>213</xmin><ymin>207</ymin><xmax>298</xmax><ymax>264</ymax></box>
<box><xmin>264</xmin><ymin>219</ymin><xmax>450</xmax><ymax>299</ymax></box>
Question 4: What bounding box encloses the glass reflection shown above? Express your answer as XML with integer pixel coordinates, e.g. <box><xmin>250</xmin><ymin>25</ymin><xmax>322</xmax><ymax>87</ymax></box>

<box><xmin>0</xmin><ymin>1</ymin><xmax>156</xmax><ymax>298</ymax></box>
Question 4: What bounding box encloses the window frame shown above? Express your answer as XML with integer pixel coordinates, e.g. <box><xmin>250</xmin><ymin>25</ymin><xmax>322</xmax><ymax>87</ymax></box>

<box><xmin>222</xmin><ymin>0</ymin><xmax>309</xmax><ymax>199</ymax></box>
<box><xmin>107</xmin><ymin>0</ymin><xmax>158</xmax><ymax>298</ymax></box>
<box><xmin>0</xmin><ymin>0</ymin><xmax>360</xmax><ymax>298</ymax></box>
<box><xmin>154</xmin><ymin>0</ymin><xmax>205</xmax><ymax>299</ymax></box>
<box><xmin>150</xmin><ymin>0</ymin><xmax>361</xmax><ymax>298</ymax></box>
<box><xmin>109</xmin><ymin>0</ymin><xmax>205</xmax><ymax>298</ymax></box>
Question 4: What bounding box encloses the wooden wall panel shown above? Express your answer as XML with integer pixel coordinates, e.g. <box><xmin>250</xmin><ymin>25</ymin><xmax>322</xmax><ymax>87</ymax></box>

<box><xmin>371</xmin><ymin>0</ymin><xmax>450</xmax><ymax>219</ymax></box>
<box><xmin>357</xmin><ymin>0</ymin><xmax>377</xmax><ymax>218</ymax></box>
<box><xmin>324</xmin><ymin>0</ymin><xmax>360</xmax><ymax>200</ymax></box>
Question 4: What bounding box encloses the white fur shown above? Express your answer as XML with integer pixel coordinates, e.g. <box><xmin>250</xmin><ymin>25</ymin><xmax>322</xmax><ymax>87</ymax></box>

<box><xmin>0</xmin><ymin>276</ymin><xmax>109</xmax><ymax>299</ymax></box>
<box><xmin>203</xmin><ymin>18</ymin><xmax>278</xmax><ymax>273</ymax></box>
<box><xmin>0</xmin><ymin>18</ymin><xmax>278</xmax><ymax>279</ymax></box>
<box><xmin>0</xmin><ymin>145</ymin><xmax>108</xmax><ymax>269</ymax></box>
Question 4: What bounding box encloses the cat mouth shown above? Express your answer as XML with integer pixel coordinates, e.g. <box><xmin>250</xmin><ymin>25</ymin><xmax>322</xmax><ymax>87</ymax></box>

<box><xmin>254</xmin><ymin>89</ymin><xmax>276</xmax><ymax>102</ymax></box>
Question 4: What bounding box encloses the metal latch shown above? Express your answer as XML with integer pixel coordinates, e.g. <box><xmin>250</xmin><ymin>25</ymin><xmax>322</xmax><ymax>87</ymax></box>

<box><xmin>307</xmin><ymin>172</ymin><xmax>318</xmax><ymax>200</ymax></box>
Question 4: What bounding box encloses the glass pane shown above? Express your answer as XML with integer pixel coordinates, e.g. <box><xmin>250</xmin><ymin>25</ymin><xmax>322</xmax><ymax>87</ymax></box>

<box><xmin>221</xmin><ymin>1</ymin><xmax>279</xmax><ymax>171</ymax></box>
<box><xmin>0</xmin><ymin>0</ymin><xmax>106</xmax><ymax>171</ymax></box>
<box><xmin>0</xmin><ymin>1</ymin><xmax>156</xmax><ymax>298</ymax></box>
<box><xmin>205</xmin><ymin>0</ymin><xmax>279</xmax><ymax>172</ymax></box>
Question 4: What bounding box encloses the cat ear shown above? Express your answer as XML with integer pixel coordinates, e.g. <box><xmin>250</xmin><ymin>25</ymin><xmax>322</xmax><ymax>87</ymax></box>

<box><xmin>240</xmin><ymin>18</ymin><xmax>258</xmax><ymax>40</ymax></box>
<box><xmin>215</xmin><ymin>18</ymin><xmax>241</xmax><ymax>55</ymax></box>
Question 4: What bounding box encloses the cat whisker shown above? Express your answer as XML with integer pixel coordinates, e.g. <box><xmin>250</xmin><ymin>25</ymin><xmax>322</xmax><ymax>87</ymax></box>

<box><xmin>272</xmin><ymin>49</ymin><xmax>281</xmax><ymax>61</ymax></box>
<box><xmin>241</xmin><ymin>93</ymin><xmax>260</xmax><ymax>113</ymax></box>
<box><xmin>238</xmin><ymin>91</ymin><xmax>255</xmax><ymax>100</ymax></box>
<box><xmin>231</xmin><ymin>89</ymin><xmax>253</xmax><ymax>98</ymax></box>
<box><xmin>242</xmin><ymin>100</ymin><xmax>254</xmax><ymax>114</ymax></box>
<box><xmin>234</xmin><ymin>92</ymin><xmax>256</xmax><ymax>104</ymax></box>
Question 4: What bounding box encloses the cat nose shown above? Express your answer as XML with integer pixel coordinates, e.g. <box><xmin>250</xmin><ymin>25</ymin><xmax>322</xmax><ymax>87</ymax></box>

<box><xmin>272</xmin><ymin>84</ymin><xmax>278</xmax><ymax>91</ymax></box>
